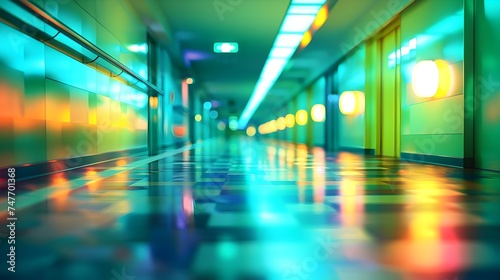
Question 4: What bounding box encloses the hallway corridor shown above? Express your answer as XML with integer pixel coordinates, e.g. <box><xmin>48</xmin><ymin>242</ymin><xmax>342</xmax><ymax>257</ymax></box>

<box><xmin>2</xmin><ymin>138</ymin><xmax>500</xmax><ymax>279</ymax></box>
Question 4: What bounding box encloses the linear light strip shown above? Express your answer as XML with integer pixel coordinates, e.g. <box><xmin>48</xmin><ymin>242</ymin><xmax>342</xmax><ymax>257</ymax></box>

<box><xmin>238</xmin><ymin>1</ymin><xmax>327</xmax><ymax>129</ymax></box>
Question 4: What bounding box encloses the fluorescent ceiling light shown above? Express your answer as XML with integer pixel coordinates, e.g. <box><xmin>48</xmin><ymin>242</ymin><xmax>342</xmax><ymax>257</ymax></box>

<box><xmin>280</xmin><ymin>15</ymin><xmax>316</xmax><ymax>33</ymax></box>
<box><xmin>288</xmin><ymin>5</ymin><xmax>323</xmax><ymax>14</ymax></box>
<box><xmin>261</xmin><ymin>58</ymin><xmax>287</xmax><ymax>80</ymax></box>
<box><xmin>238</xmin><ymin>1</ymin><xmax>327</xmax><ymax>129</ymax></box>
<box><xmin>270</xmin><ymin>47</ymin><xmax>295</xmax><ymax>58</ymax></box>
<box><xmin>274</xmin><ymin>34</ymin><xmax>303</xmax><ymax>48</ymax></box>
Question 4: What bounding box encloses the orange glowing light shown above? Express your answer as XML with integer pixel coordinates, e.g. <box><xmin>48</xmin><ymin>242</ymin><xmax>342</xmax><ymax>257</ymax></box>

<box><xmin>149</xmin><ymin>96</ymin><xmax>159</xmax><ymax>109</ymax></box>
<box><xmin>52</xmin><ymin>189</ymin><xmax>71</xmax><ymax>210</ymax></box>
<box><xmin>52</xmin><ymin>173</ymin><xmax>68</xmax><ymax>185</ymax></box>
<box><xmin>86</xmin><ymin>181</ymin><xmax>100</xmax><ymax>192</ymax></box>
<box><xmin>300</xmin><ymin>31</ymin><xmax>312</xmax><ymax>48</ymax></box>
<box><xmin>312</xmin><ymin>5</ymin><xmax>328</xmax><ymax>30</ymax></box>
<box><xmin>116</xmin><ymin>159</ymin><xmax>127</xmax><ymax>166</ymax></box>
<box><xmin>173</xmin><ymin>125</ymin><xmax>187</xmax><ymax>137</ymax></box>
<box><xmin>182</xmin><ymin>81</ymin><xmax>188</xmax><ymax>107</ymax></box>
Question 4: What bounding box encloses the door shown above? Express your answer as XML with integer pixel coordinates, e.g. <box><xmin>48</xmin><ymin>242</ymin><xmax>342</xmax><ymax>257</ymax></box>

<box><xmin>379</xmin><ymin>27</ymin><xmax>401</xmax><ymax>157</ymax></box>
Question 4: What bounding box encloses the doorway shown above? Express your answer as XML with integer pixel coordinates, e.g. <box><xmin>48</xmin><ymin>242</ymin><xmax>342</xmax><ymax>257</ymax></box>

<box><xmin>378</xmin><ymin>25</ymin><xmax>401</xmax><ymax>157</ymax></box>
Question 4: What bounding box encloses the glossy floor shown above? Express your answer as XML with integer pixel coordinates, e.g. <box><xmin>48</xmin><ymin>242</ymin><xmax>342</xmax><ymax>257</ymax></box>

<box><xmin>1</xmin><ymin>138</ymin><xmax>500</xmax><ymax>280</ymax></box>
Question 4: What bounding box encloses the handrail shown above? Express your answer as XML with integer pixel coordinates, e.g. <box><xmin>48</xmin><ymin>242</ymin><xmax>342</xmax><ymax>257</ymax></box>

<box><xmin>14</xmin><ymin>0</ymin><xmax>163</xmax><ymax>96</ymax></box>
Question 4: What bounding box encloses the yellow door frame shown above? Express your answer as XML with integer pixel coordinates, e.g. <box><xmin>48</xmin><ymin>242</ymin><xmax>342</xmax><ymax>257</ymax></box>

<box><xmin>372</xmin><ymin>18</ymin><xmax>402</xmax><ymax>157</ymax></box>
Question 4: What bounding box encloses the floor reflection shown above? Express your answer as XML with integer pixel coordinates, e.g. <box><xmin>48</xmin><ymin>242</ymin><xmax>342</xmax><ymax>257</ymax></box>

<box><xmin>1</xmin><ymin>137</ymin><xmax>500</xmax><ymax>279</ymax></box>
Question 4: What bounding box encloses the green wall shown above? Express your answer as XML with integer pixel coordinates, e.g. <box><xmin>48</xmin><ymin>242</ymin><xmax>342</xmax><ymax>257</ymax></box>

<box><xmin>475</xmin><ymin>0</ymin><xmax>500</xmax><ymax>171</ymax></box>
<box><xmin>400</xmin><ymin>0</ymin><xmax>464</xmax><ymax>158</ymax></box>
<box><xmin>337</xmin><ymin>45</ymin><xmax>366</xmax><ymax>149</ymax></box>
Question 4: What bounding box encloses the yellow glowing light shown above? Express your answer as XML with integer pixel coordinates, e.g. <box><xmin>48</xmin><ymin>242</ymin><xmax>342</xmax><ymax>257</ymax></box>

<box><xmin>285</xmin><ymin>114</ymin><xmax>295</xmax><ymax>128</ymax></box>
<box><xmin>300</xmin><ymin>30</ymin><xmax>312</xmax><ymax>48</ymax></box>
<box><xmin>311</xmin><ymin>104</ymin><xmax>326</xmax><ymax>122</ymax></box>
<box><xmin>149</xmin><ymin>96</ymin><xmax>158</xmax><ymax>109</ymax></box>
<box><xmin>195</xmin><ymin>114</ymin><xmax>202</xmax><ymax>122</ymax></box>
<box><xmin>435</xmin><ymin>59</ymin><xmax>452</xmax><ymax>98</ymax></box>
<box><xmin>312</xmin><ymin>6</ymin><xmax>328</xmax><ymax>30</ymax></box>
<box><xmin>246</xmin><ymin>126</ymin><xmax>256</xmax><ymax>137</ymax></box>
<box><xmin>339</xmin><ymin>91</ymin><xmax>365</xmax><ymax>116</ymax></box>
<box><xmin>258</xmin><ymin>125</ymin><xmax>265</xmax><ymax>134</ymax></box>
<box><xmin>269</xmin><ymin>120</ymin><xmax>277</xmax><ymax>132</ymax></box>
<box><xmin>411</xmin><ymin>60</ymin><xmax>440</xmax><ymax>98</ymax></box>
<box><xmin>186</xmin><ymin>78</ymin><xmax>194</xmax><ymax>84</ymax></box>
<box><xmin>88</xmin><ymin>110</ymin><xmax>97</xmax><ymax>125</ymax></box>
<box><xmin>296</xmin><ymin>109</ymin><xmax>308</xmax><ymax>126</ymax></box>
<box><xmin>277</xmin><ymin>117</ymin><xmax>286</xmax><ymax>130</ymax></box>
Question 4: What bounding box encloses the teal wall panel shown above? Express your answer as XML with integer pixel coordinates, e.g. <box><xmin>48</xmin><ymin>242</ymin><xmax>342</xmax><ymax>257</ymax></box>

<box><xmin>287</xmin><ymin>100</ymin><xmax>295</xmax><ymax>142</ymax></box>
<box><xmin>407</xmin><ymin>94</ymin><xmax>464</xmax><ymax>135</ymax></box>
<box><xmin>0</xmin><ymin>0</ymin><xmax>149</xmax><ymax>167</ymax></box>
<box><xmin>296</xmin><ymin>91</ymin><xmax>307</xmax><ymax>144</ymax></box>
<box><xmin>14</xmin><ymin>118</ymin><xmax>46</xmax><ymax>164</ymax></box>
<box><xmin>311</xmin><ymin>77</ymin><xmax>326</xmax><ymax>147</ymax></box>
<box><xmin>337</xmin><ymin>45</ymin><xmax>366</xmax><ymax>149</ymax></box>
<box><xmin>402</xmin><ymin>134</ymin><xmax>463</xmax><ymax>158</ymax></box>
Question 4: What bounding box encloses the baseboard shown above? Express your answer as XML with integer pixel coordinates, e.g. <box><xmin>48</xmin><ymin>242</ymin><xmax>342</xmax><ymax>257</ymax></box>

<box><xmin>0</xmin><ymin>146</ymin><xmax>147</xmax><ymax>181</ymax></box>
<box><xmin>400</xmin><ymin>152</ymin><xmax>463</xmax><ymax>167</ymax></box>
<box><xmin>339</xmin><ymin>147</ymin><xmax>376</xmax><ymax>155</ymax></box>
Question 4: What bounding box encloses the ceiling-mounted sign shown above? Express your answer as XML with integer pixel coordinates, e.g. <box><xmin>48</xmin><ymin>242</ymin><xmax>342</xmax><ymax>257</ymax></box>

<box><xmin>214</xmin><ymin>42</ymin><xmax>239</xmax><ymax>53</ymax></box>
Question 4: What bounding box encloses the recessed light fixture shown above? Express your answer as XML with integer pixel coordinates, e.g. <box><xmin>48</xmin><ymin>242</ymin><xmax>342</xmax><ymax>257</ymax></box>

<box><xmin>214</xmin><ymin>42</ymin><xmax>239</xmax><ymax>53</ymax></box>
<box><xmin>411</xmin><ymin>60</ymin><xmax>439</xmax><ymax>98</ymax></box>
<box><xmin>339</xmin><ymin>91</ymin><xmax>365</xmax><ymax>115</ymax></box>
<box><xmin>127</xmin><ymin>43</ymin><xmax>147</xmax><ymax>53</ymax></box>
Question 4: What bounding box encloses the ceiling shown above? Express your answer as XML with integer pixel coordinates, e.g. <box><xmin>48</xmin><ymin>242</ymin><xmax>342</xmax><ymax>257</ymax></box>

<box><xmin>128</xmin><ymin>0</ymin><xmax>414</xmax><ymax>125</ymax></box>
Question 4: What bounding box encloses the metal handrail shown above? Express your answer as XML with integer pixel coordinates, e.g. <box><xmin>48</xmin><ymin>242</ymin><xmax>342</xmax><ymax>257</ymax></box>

<box><xmin>14</xmin><ymin>0</ymin><xmax>163</xmax><ymax>96</ymax></box>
